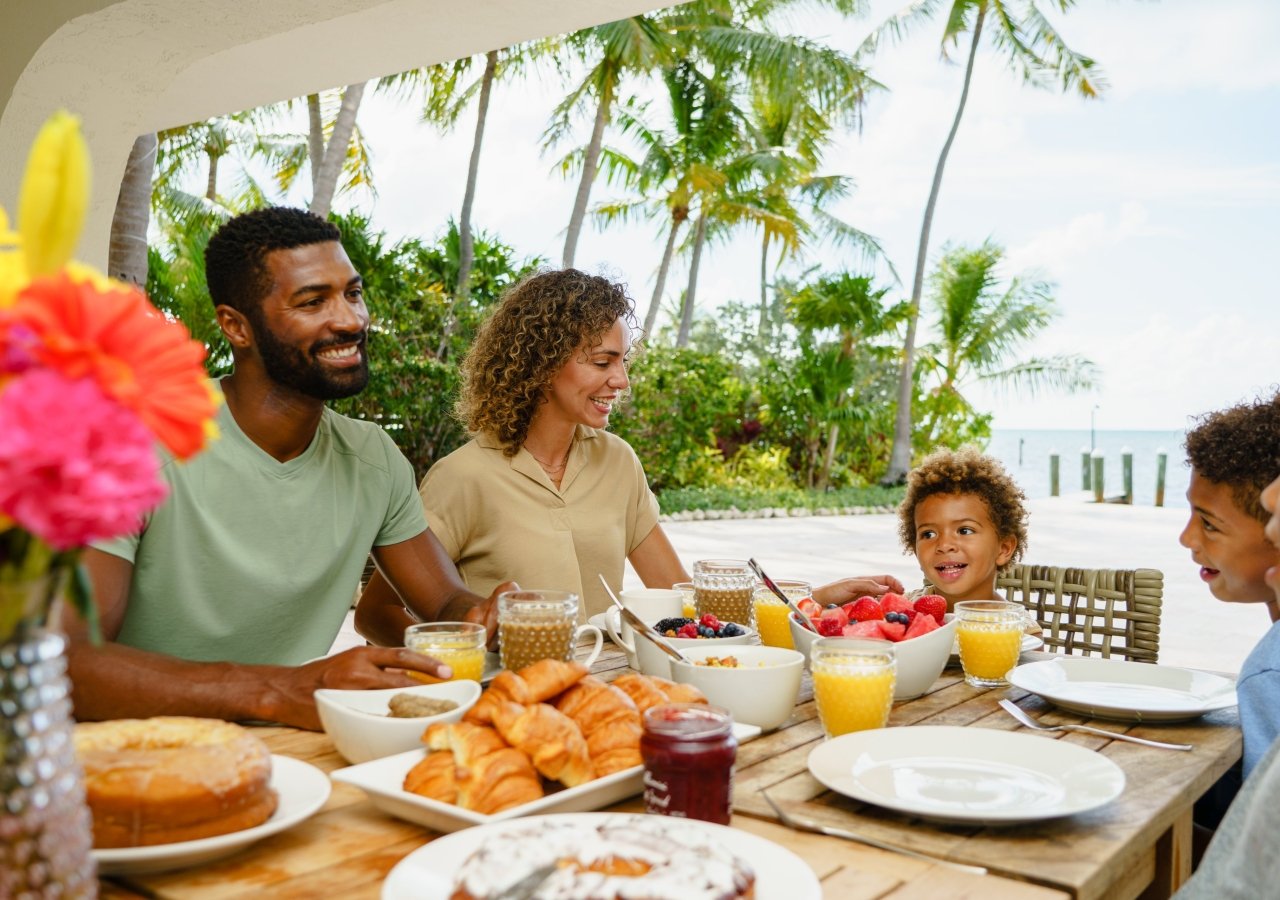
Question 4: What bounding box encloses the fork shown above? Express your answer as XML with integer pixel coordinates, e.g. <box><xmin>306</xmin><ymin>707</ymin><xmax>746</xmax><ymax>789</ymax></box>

<box><xmin>997</xmin><ymin>699</ymin><xmax>1193</xmax><ymax>751</ymax></box>
<box><xmin>760</xmin><ymin>789</ymin><xmax>989</xmax><ymax>875</ymax></box>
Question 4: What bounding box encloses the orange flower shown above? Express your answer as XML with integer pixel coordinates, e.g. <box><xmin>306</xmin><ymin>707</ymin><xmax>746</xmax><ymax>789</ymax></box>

<box><xmin>5</xmin><ymin>272</ymin><xmax>217</xmax><ymax>459</ymax></box>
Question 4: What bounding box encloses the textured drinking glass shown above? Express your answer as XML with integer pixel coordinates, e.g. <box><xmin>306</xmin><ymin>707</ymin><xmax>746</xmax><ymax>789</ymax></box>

<box><xmin>692</xmin><ymin>559</ymin><xmax>756</xmax><ymax>628</ymax></box>
<box><xmin>498</xmin><ymin>590</ymin><xmax>602</xmax><ymax>673</ymax></box>
<box><xmin>955</xmin><ymin>600</ymin><xmax>1024</xmax><ymax>688</ymax></box>
<box><xmin>810</xmin><ymin>638</ymin><xmax>896</xmax><ymax>738</ymax></box>
<box><xmin>404</xmin><ymin>622</ymin><xmax>486</xmax><ymax>682</ymax></box>
<box><xmin>753</xmin><ymin>580</ymin><xmax>810</xmax><ymax>649</ymax></box>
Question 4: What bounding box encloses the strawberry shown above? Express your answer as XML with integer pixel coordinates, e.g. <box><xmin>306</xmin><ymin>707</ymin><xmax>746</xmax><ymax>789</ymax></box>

<box><xmin>677</xmin><ymin>622</ymin><xmax>699</xmax><ymax>639</ymax></box>
<box><xmin>879</xmin><ymin>593</ymin><xmax>912</xmax><ymax>616</ymax></box>
<box><xmin>849</xmin><ymin>597</ymin><xmax>883</xmax><ymax>622</ymax></box>
<box><xmin>816</xmin><ymin>616</ymin><xmax>844</xmax><ymax>637</ymax></box>
<box><xmin>843</xmin><ymin>621</ymin><xmax>884</xmax><ymax>639</ymax></box>
<box><xmin>796</xmin><ymin>597</ymin><xmax>822</xmax><ymax>619</ymax></box>
<box><xmin>699</xmin><ymin>613</ymin><xmax>722</xmax><ymax>631</ymax></box>
<box><xmin>913</xmin><ymin>594</ymin><xmax>947</xmax><ymax>625</ymax></box>
<box><xmin>903</xmin><ymin>612</ymin><xmax>941</xmax><ymax>641</ymax></box>
<box><xmin>876</xmin><ymin>620</ymin><xmax>907</xmax><ymax>642</ymax></box>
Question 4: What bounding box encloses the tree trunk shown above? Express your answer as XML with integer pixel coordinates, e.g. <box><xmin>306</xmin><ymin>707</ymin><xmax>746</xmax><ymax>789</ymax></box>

<box><xmin>562</xmin><ymin>74</ymin><xmax>615</xmax><ymax>268</ymax></box>
<box><xmin>643</xmin><ymin>214</ymin><xmax>682</xmax><ymax>337</ymax></box>
<box><xmin>205</xmin><ymin>150</ymin><xmax>218</xmax><ymax>201</ymax></box>
<box><xmin>819</xmin><ymin>422</ymin><xmax>839</xmax><ymax>492</ymax></box>
<box><xmin>676</xmin><ymin>212</ymin><xmax>707</xmax><ymax>347</ymax></box>
<box><xmin>107</xmin><ymin>133</ymin><xmax>157</xmax><ymax>288</ymax></box>
<box><xmin>758</xmin><ymin>232</ymin><xmax>769</xmax><ymax>337</ymax></box>
<box><xmin>455</xmin><ymin>50</ymin><xmax>497</xmax><ymax>301</ymax></box>
<box><xmin>882</xmin><ymin>5</ymin><xmax>986</xmax><ymax>485</ymax></box>
<box><xmin>310</xmin><ymin>81</ymin><xmax>367</xmax><ymax>219</ymax></box>
<box><xmin>307</xmin><ymin>94</ymin><xmax>324</xmax><ymax>194</ymax></box>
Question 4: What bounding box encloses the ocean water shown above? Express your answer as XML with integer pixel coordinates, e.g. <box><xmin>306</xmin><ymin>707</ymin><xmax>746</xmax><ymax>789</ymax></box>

<box><xmin>986</xmin><ymin>429</ymin><xmax>1189</xmax><ymax>508</ymax></box>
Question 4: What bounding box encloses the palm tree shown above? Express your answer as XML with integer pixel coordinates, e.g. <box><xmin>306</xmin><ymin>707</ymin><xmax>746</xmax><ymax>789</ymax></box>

<box><xmin>915</xmin><ymin>240</ymin><xmax>1099</xmax><ymax>445</ymax></box>
<box><xmin>873</xmin><ymin>0</ymin><xmax>1106</xmax><ymax>484</ymax></box>
<box><xmin>787</xmin><ymin>273</ymin><xmax>909</xmax><ymax>488</ymax></box>
<box><xmin>308</xmin><ymin>83</ymin><xmax>369</xmax><ymax>219</ymax></box>
<box><xmin>107</xmin><ymin>134</ymin><xmax>158</xmax><ymax>287</ymax></box>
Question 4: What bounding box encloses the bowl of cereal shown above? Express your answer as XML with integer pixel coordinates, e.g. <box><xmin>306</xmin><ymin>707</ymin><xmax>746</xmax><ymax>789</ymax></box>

<box><xmin>668</xmin><ymin>644</ymin><xmax>804</xmax><ymax>731</ymax></box>
<box><xmin>316</xmin><ymin>680</ymin><xmax>481</xmax><ymax>764</ymax></box>
<box><xmin>633</xmin><ymin>616</ymin><xmax>757</xmax><ymax>680</ymax></box>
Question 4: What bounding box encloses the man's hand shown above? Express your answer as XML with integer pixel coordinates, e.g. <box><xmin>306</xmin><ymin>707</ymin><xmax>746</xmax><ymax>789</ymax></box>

<box><xmin>464</xmin><ymin>580</ymin><xmax>518</xmax><ymax>651</ymax></box>
<box><xmin>265</xmin><ymin>646</ymin><xmax>457</xmax><ymax>730</ymax></box>
<box><xmin>813</xmin><ymin>574</ymin><xmax>907</xmax><ymax>607</ymax></box>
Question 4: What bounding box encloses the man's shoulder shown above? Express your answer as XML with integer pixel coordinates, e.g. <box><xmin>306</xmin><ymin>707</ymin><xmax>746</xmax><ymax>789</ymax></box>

<box><xmin>322</xmin><ymin>408</ymin><xmax>404</xmax><ymax>470</ymax></box>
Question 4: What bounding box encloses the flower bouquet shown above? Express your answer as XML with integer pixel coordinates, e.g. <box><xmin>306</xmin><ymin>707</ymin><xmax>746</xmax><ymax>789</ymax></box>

<box><xmin>0</xmin><ymin>111</ymin><xmax>218</xmax><ymax>898</ymax></box>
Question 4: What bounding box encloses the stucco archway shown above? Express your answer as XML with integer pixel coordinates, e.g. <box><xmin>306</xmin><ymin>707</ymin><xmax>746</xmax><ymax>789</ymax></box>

<box><xmin>1</xmin><ymin>0</ymin><xmax>671</xmax><ymax>268</ymax></box>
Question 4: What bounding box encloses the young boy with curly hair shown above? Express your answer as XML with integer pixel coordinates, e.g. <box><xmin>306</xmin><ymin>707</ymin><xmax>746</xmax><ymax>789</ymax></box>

<box><xmin>1181</xmin><ymin>392</ymin><xmax>1280</xmax><ymax>782</ymax></box>
<box><xmin>897</xmin><ymin>446</ymin><xmax>1030</xmax><ymax>610</ymax></box>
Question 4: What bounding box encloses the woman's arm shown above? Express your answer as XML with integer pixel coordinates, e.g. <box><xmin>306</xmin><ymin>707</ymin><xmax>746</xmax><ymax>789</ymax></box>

<box><xmin>628</xmin><ymin>524</ymin><xmax>690</xmax><ymax>588</ymax></box>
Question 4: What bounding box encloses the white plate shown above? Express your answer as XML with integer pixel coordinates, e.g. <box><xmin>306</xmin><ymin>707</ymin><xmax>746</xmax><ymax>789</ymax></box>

<box><xmin>381</xmin><ymin>812</ymin><xmax>820</xmax><ymax>900</ymax></box>
<box><xmin>808</xmin><ymin>726</ymin><xmax>1125</xmax><ymax>825</ymax></box>
<box><xmin>951</xmin><ymin>632</ymin><xmax>1042</xmax><ymax>658</ymax></box>
<box><xmin>333</xmin><ymin>721</ymin><xmax>762</xmax><ymax>833</ymax></box>
<box><xmin>92</xmin><ymin>755</ymin><xmax>330</xmax><ymax>875</ymax></box>
<box><xmin>1009</xmin><ymin>657</ymin><xmax>1238</xmax><ymax>722</ymax></box>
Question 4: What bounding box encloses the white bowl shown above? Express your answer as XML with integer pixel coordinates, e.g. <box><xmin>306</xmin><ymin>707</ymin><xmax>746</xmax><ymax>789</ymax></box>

<box><xmin>633</xmin><ymin>623</ymin><xmax>758</xmax><ymax>680</ymax></box>
<box><xmin>315</xmin><ymin>681</ymin><xmax>481</xmax><ymax>764</ymax></box>
<box><xmin>668</xmin><ymin>645</ymin><xmax>805</xmax><ymax>731</ymax></box>
<box><xmin>788</xmin><ymin>613</ymin><xmax>958</xmax><ymax>701</ymax></box>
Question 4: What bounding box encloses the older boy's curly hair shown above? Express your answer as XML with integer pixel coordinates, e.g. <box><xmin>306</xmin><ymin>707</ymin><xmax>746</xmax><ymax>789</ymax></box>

<box><xmin>898</xmin><ymin>446</ymin><xmax>1029</xmax><ymax>559</ymax></box>
<box><xmin>1184</xmin><ymin>390</ymin><xmax>1280</xmax><ymax>523</ymax></box>
<box><xmin>456</xmin><ymin>269</ymin><xmax>636</xmax><ymax>455</ymax></box>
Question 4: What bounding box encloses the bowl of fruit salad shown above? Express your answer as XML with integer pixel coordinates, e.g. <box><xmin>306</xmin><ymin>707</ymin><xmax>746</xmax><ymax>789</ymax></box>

<box><xmin>788</xmin><ymin>593</ymin><xmax>957</xmax><ymax>700</ymax></box>
<box><xmin>634</xmin><ymin>614</ymin><xmax>757</xmax><ymax>680</ymax></box>
<box><xmin>668</xmin><ymin>644</ymin><xmax>805</xmax><ymax>731</ymax></box>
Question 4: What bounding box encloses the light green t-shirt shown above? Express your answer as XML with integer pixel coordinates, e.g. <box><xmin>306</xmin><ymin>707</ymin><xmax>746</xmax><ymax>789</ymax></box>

<box><xmin>94</xmin><ymin>400</ymin><xmax>426</xmax><ymax>666</ymax></box>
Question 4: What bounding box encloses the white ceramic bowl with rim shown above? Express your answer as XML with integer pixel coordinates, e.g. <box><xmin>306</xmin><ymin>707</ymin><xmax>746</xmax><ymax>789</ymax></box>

<box><xmin>788</xmin><ymin>612</ymin><xmax>958</xmax><ymax>701</ymax></box>
<box><xmin>315</xmin><ymin>681</ymin><xmax>481</xmax><ymax>764</ymax></box>
<box><xmin>668</xmin><ymin>644</ymin><xmax>805</xmax><ymax>731</ymax></box>
<box><xmin>633</xmin><ymin>622</ymin><xmax>758</xmax><ymax>680</ymax></box>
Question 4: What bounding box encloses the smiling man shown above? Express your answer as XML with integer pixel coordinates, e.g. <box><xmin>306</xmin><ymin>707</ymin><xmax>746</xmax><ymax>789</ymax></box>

<box><xmin>65</xmin><ymin>208</ymin><xmax>509</xmax><ymax>730</ymax></box>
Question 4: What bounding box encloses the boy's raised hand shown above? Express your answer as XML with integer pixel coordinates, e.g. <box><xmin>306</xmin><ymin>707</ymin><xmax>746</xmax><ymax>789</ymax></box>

<box><xmin>812</xmin><ymin>574</ymin><xmax>906</xmax><ymax>607</ymax></box>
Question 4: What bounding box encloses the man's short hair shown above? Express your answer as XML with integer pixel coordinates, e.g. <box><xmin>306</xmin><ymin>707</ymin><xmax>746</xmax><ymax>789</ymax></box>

<box><xmin>204</xmin><ymin>207</ymin><xmax>341</xmax><ymax>315</ymax></box>
<box><xmin>1185</xmin><ymin>390</ymin><xmax>1280</xmax><ymax>523</ymax></box>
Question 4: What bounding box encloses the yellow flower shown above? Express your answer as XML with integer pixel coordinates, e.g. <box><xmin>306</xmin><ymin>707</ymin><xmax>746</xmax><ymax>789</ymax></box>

<box><xmin>0</xmin><ymin>205</ymin><xmax>26</xmax><ymax>309</ymax></box>
<box><xmin>17</xmin><ymin>111</ymin><xmax>91</xmax><ymax>278</ymax></box>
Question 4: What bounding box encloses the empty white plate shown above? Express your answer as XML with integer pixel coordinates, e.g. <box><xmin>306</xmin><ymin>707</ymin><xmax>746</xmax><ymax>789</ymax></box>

<box><xmin>808</xmin><ymin>726</ymin><xmax>1125</xmax><ymax>825</ymax></box>
<box><xmin>1009</xmin><ymin>657</ymin><xmax>1237</xmax><ymax>722</ymax></box>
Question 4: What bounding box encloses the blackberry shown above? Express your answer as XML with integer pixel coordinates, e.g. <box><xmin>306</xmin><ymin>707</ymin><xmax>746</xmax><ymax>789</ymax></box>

<box><xmin>654</xmin><ymin>617</ymin><xmax>693</xmax><ymax>634</ymax></box>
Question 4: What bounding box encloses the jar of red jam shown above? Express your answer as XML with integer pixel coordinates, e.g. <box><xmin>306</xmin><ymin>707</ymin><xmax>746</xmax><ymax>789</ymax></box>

<box><xmin>641</xmin><ymin>703</ymin><xmax>737</xmax><ymax>825</ymax></box>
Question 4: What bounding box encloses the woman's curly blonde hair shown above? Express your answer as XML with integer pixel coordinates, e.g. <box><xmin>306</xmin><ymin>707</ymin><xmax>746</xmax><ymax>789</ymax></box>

<box><xmin>897</xmin><ymin>446</ymin><xmax>1029</xmax><ymax>561</ymax></box>
<box><xmin>456</xmin><ymin>269</ymin><xmax>636</xmax><ymax>455</ymax></box>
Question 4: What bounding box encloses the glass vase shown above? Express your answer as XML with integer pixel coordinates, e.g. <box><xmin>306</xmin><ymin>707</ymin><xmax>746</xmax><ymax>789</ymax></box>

<box><xmin>0</xmin><ymin>616</ymin><xmax>97</xmax><ymax>898</ymax></box>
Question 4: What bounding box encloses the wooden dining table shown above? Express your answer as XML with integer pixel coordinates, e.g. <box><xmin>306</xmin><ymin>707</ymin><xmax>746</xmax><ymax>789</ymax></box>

<box><xmin>99</xmin><ymin>644</ymin><xmax>1238</xmax><ymax>900</ymax></box>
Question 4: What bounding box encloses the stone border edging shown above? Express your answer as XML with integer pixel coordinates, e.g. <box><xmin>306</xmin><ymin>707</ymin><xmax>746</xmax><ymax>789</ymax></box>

<box><xmin>660</xmin><ymin>505</ymin><xmax>897</xmax><ymax>522</ymax></box>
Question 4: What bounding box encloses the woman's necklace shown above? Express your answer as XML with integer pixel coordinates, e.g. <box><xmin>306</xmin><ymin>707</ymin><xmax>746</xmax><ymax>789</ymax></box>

<box><xmin>527</xmin><ymin>444</ymin><xmax>571</xmax><ymax>476</ymax></box>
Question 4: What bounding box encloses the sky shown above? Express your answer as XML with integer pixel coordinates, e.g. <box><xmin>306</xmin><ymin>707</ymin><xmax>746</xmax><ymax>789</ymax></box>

<box><xmin>312</xmin><ymin>0</ymin><xmax>1280</xmax><ymax>433</ymax></box>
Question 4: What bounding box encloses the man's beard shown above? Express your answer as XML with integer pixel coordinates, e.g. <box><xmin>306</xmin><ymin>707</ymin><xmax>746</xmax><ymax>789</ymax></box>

<box><xmin>252</xmin><ymin>316</ymin><xmax>370</xmax><ymax>400</ymax></box>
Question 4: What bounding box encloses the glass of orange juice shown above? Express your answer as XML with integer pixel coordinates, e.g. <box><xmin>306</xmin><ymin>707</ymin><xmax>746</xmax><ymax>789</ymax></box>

<box><xmin>753</xmin><ymin>580</ymin><xmax>810</xmax><ymax>649</ymax></box>
<box><xmin>673</xmin><ymin>582</ymin><xmax>696</xmax><ymax>619</ymax></box>
<box><xmin>954</xmin><ymin>600</ymin><xmax>1024</xmax><ymax>688</ymax></box>
<box><xmin>404</xmin><ymin>622</ymin><xmax>487</xmax><ymax>682</ymax></box>
<box><xmin>810</xmin><ymin>638</ymin><xmax>896</xmax><ymax>738</ymax></box>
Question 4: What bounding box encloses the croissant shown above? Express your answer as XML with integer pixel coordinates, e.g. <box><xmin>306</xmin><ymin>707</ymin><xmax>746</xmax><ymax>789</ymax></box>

<box><xmin>403</xmin><ymin>750</ymin><xmax>458</xmax><ymax>803</ymax></box>
<box><xmin>491</xmin><ymin>701</ymin><xmax>594</xmax><ymax>787</ymax></box>
<box><xmin>463</xmin><ymin>669</ymin><xmax>533</xmax><ymax>725</ymax></box>
<box><xmin>555</xmin><ymin>676</ymin><xmax>643</xmax><ymax>776</ymax></box>
<box><xmin>516</xmin><ymin>658</ymin><xmax>589</xmax><ymax>701</ymax></box>
<box><xmin>649</xmin><ymin>675</ymin><xmax>709</xmax><ymax>706</ymax></box>
<box><xmin>456</xmin><ymin>747</ymin><xmax>544</xmax><ymax>814</ymax></box>
<box><xmin>611</xmin><ymin>673</ymin><xmax>671</xmax><ymax>713</ymax></box>
<box><xmin>423</xmin><ymin>721</ymin><xmax>508</xmax><ymax>775</ymax></box>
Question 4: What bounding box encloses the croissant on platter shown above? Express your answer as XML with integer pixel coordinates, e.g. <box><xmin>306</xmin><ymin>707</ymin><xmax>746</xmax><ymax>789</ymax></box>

<box><xmin>554</xmin><ymin>676</ymin><xmax>643</xmax><ymax>776</ymax></box>
<box><xmin>492</xmin><ymin>700</ymin><xmax>594</xmax><ymax>788</ymax></box>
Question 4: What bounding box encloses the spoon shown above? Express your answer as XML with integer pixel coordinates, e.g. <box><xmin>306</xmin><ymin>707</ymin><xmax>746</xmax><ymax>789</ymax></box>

<box><xmin>598</xmin><ymin>575</ymin><xmax>689</xmax><ymax>663</ymax></box>
<box><xmin>748</xmin><ymin>558</ymin><xmax>817</xmax><ymax>632</ymax></box>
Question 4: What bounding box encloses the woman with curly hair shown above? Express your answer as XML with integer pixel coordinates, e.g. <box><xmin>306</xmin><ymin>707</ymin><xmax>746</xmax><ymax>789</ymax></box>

<box><xmin>356</xmin><ymin>269</ymin><xmax>688</xmax><ymax>635</ymax></box>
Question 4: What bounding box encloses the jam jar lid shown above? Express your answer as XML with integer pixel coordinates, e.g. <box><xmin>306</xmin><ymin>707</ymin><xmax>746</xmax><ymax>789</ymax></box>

<box><xmin>643</xmin><ymin>703</ymin><xmax>733</xmax><ymax>740</ymax></box>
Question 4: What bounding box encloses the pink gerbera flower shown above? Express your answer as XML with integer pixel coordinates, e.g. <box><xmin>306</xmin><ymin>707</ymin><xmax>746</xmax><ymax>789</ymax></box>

<box><xmin>0</xmin><ymin>369</ymin><xmax>168</xmax><ymax>549</ymax></box>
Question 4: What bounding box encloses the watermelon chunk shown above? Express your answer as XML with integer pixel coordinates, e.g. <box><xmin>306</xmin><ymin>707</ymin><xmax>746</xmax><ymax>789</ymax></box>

<box><xmin>842</xmin><ymin>621</ymin><xmax>884</xmax><ymax>639</ymax></box>
<box><xmin>902</xmin><ymin>612</ymin><xmax>941</xmax><ymax>641</ymax></box>
<box><xmin>876</xmin><ymin>620</ymin><xmax>907</xmax><ymax>642</ymax></box>
<box><xmin>819</xmin><ymin>606</ymin><xmax>849</xmax><ymax>629</ymax></box>
<box><xmin>879</xmin><ymin>593</ymin><xmax>912</xmax><ymax>616</ymax></box>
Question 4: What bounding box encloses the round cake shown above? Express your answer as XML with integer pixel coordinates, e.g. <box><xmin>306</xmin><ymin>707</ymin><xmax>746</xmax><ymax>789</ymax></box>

<box><xmin>450</xmin><ymin>815</ymin><xmax>755</xmax><ymax>899</ymax></box>
<box><xmin>74</xmin><ymin>716</ymin><xmax>278</xmax><ymax>848</ymax></box>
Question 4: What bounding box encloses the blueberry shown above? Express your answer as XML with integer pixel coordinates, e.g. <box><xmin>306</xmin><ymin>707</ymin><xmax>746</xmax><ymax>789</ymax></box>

<box><xmin>825</xmin><ymin>603</ymin><xmax>840</xmax><ymax>610</ymax></box>
<box><xmin>720</xmin><ymin>624</ymin><xmax>744</xmax><ymax>637</ymax></box>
